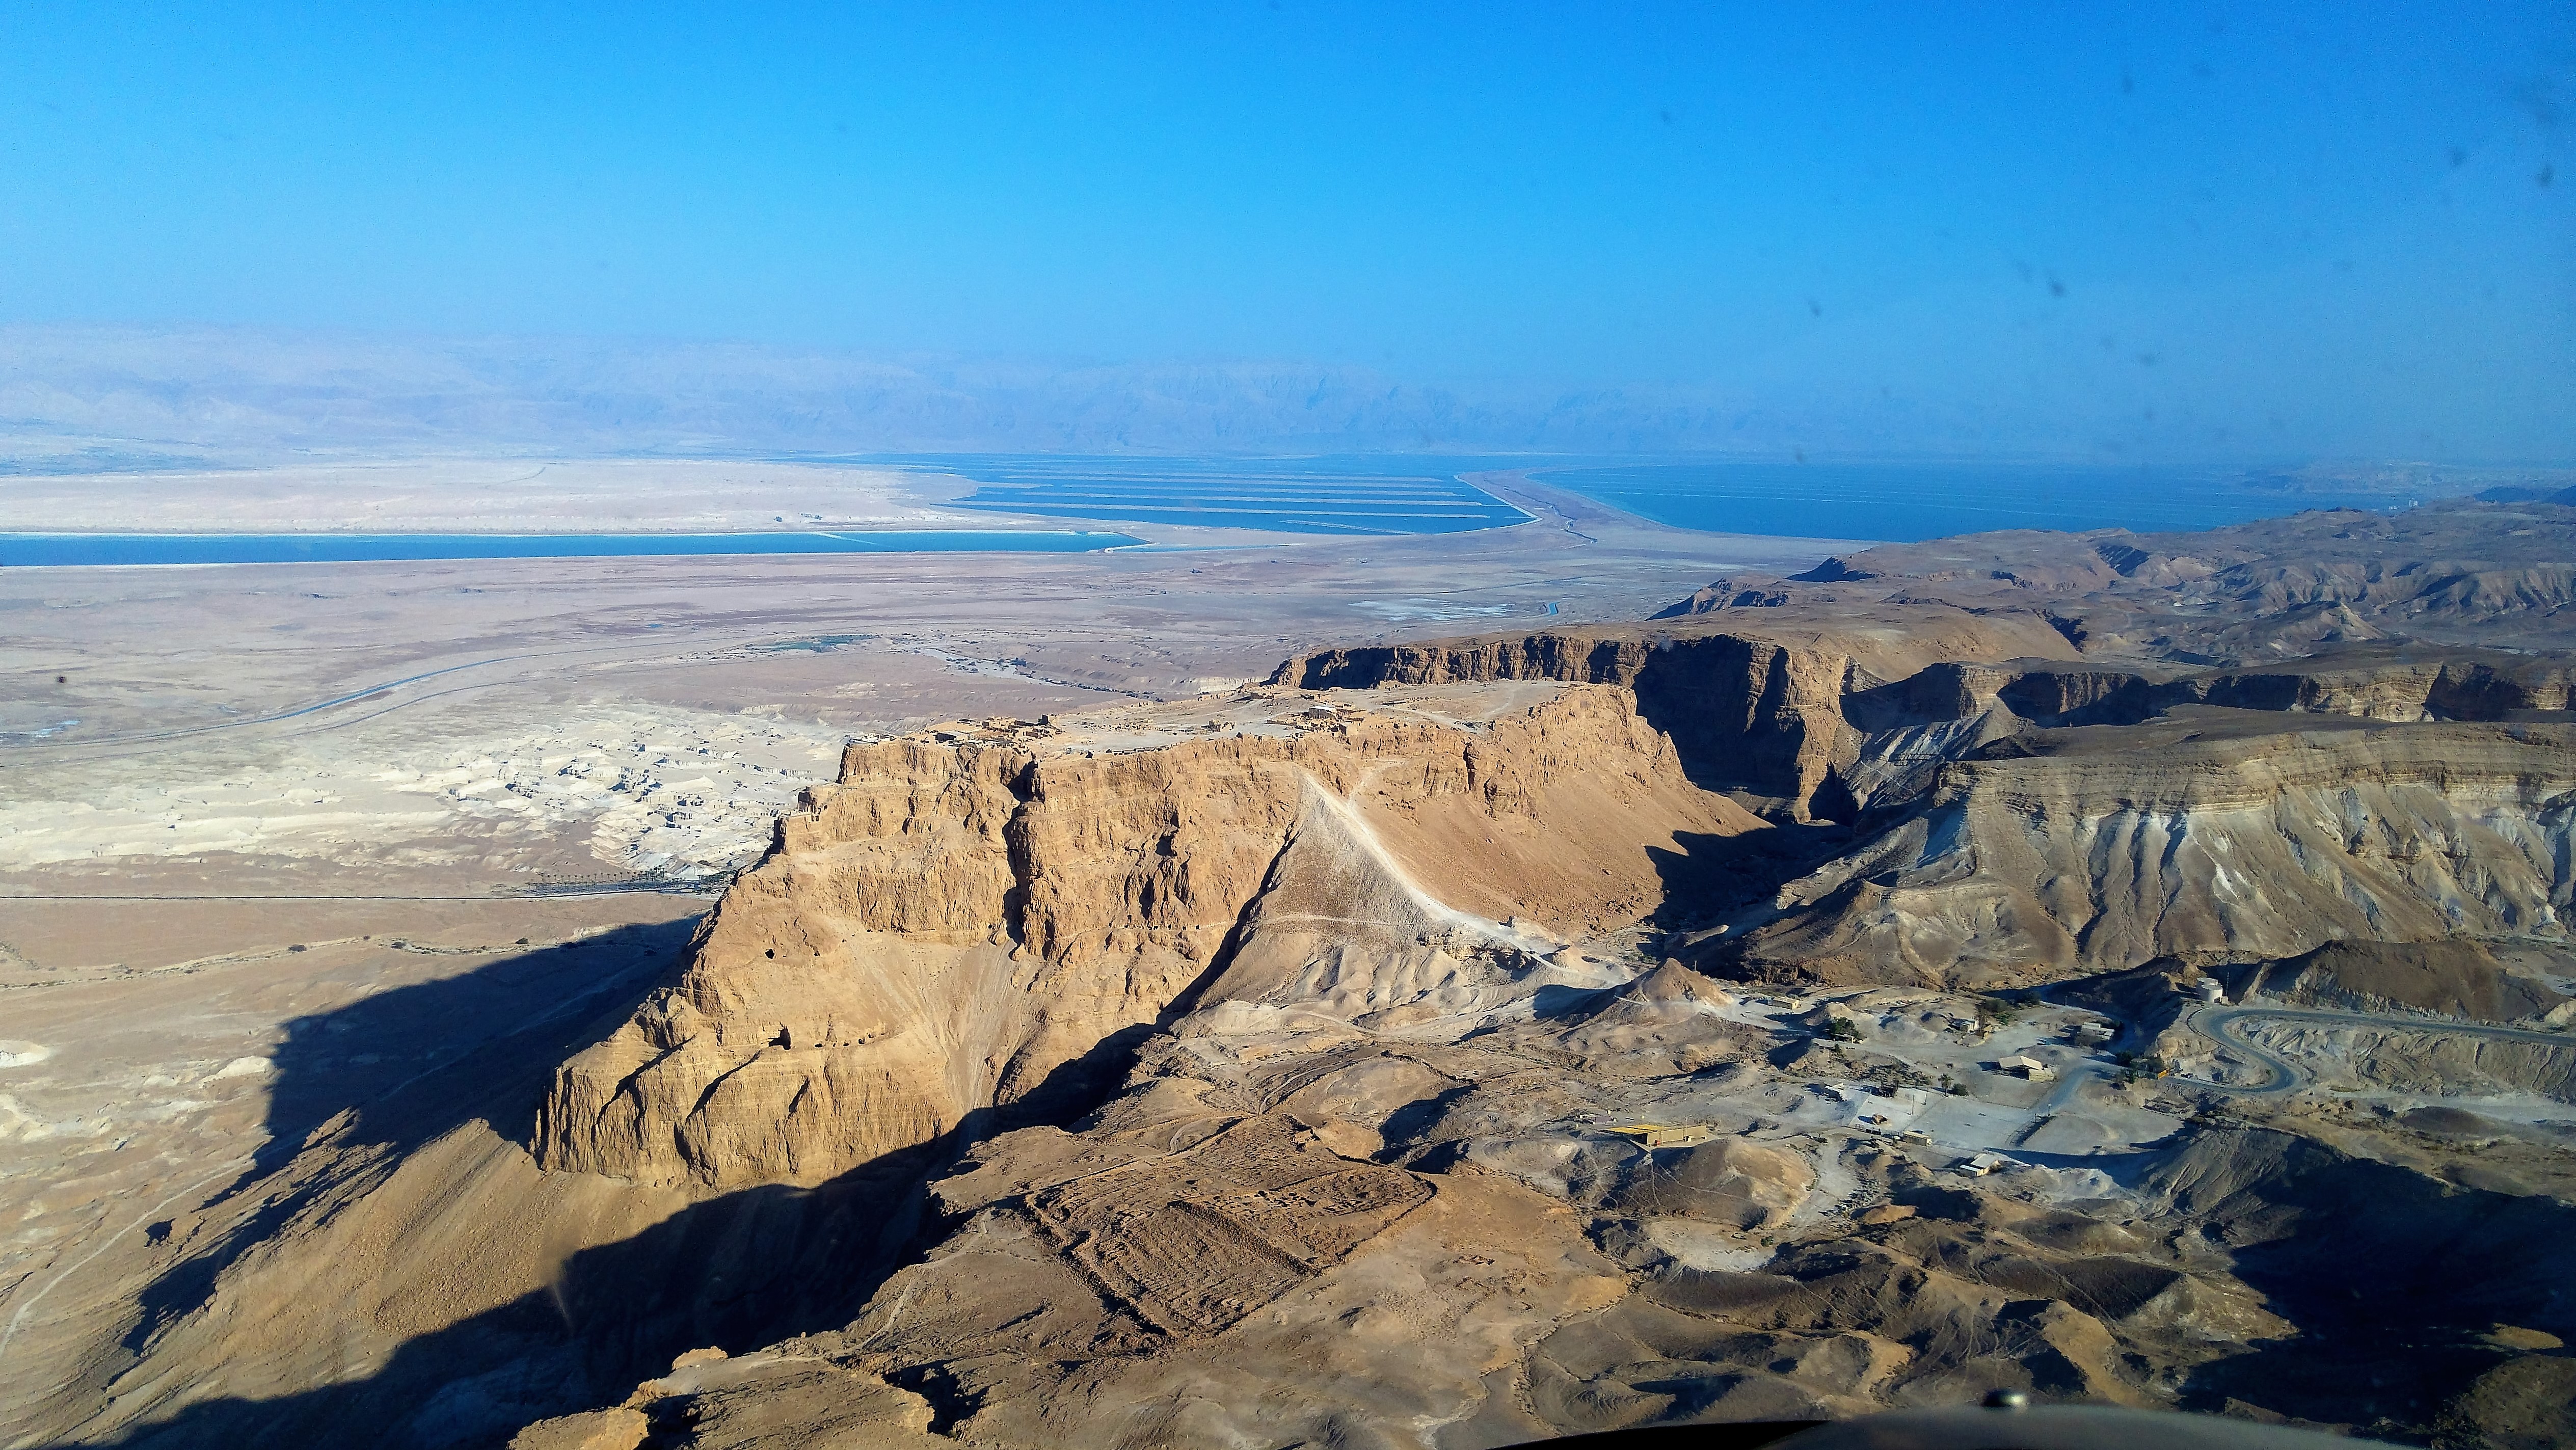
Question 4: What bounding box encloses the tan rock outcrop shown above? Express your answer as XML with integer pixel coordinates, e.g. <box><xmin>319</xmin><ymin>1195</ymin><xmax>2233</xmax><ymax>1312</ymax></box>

<box><xmin>508</xmin><ymin>1407</ymin><xmax>648</xmax><ymax>1450</ymax></box>
<box><xmin>536</xmin><ymin>687</ymin><xmax>1754</xmax><ymax>1188</ymax></box>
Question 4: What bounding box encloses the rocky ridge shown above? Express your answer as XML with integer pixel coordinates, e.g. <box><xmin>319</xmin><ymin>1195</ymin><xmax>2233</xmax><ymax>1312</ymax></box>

<box><xmin>536</xmin><ymin>685</ymin><xmax>1756</xmax><ymax>1189</ymax></box>
<box><xmin>1649</xmin><ymin>496</ymin><xmax>2576</xmax><ymax>658</ymax></box>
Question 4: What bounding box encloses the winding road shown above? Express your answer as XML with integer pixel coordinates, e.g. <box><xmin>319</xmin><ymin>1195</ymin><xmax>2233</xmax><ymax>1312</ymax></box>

<box><xmin>2179</xmin><ymin>1002</ymin><xmax>2572</xmax><ymax>1096</ymax></box>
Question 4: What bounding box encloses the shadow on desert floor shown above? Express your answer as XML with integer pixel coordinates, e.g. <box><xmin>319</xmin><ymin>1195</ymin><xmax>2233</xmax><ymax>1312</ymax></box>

<box><xmin>1645</xmin><ymin>824</ymin><xmax>1852</xmax><ymax>937</ymax></box>
<box><xmin>2149</xmin><ymin>1133</ymin><xmax>2576</xmax><ymax>1425</ymax></box>
<box><xmin>65</xmin><ymin>914</ymin><xmax>1173</xmax><ymax>1449</ymax></box>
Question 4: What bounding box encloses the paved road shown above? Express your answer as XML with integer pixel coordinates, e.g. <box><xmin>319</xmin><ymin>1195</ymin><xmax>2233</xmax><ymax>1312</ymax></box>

<box><xmin>2180</xmin><ymin>1003</ymin><xmax>2572</xmax><ymax>1096</ymax></box>
<box><xmin>2183</xmin><ymin>1005</ymin><xmax>2311</xmax><ymax>1095</ymax></box>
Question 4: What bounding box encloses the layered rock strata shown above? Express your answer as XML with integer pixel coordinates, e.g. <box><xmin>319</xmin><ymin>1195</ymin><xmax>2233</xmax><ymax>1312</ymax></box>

<box><xmin>1270</xmin><ymin>612</ymin><xmax>2080</xmax><ymax>819</ymax></box>
<box><xmin>536</xmin><ymin>686</ymin><xmax>1754</xmax><ymax>1188</ymax></box>
<box><xmin>1272</xmin><ymin>621</ymin><xmax>2572</xmax><ymax>823</ymax></box>
<box><xmin>1730</xmin><ymin>723</ymin><xmax>2576</xmax><ymax>988</ymax></box>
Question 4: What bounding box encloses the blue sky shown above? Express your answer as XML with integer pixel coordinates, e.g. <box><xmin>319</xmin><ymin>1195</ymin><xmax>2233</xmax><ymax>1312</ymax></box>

<box><xmin>2</xmin><ymin>3</ymin><xmax>2569</xmax><ymax>461</ymax></box>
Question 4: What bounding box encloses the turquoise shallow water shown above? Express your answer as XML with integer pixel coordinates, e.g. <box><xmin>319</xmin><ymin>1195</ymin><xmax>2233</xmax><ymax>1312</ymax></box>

<box><xmin>1528</xmin><ymin>462</ymin><xmax>2409</xmax><ymax>542</ymax></box>
<box><xmin>0</xmin><ymin>530</ymin><xmax>1146</xmax><ymax>567</ymax></box>
<box><xmin>862</xmin><ymin>453</ymin><xmax>2408</xmax><ymax>543</ymax></box>
<box><xmin>861</xmin><ymin>453</ymin><xmax>1532</xmax><ymax>535</ymax></box>
<box><xmin>2</xmin><ymin>461</ymin><xmax>2408</xmax><ymax>567</ymax></box>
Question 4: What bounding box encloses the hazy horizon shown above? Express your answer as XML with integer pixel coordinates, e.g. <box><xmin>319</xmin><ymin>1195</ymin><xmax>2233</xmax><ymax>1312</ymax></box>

<box><xmin>8</xmin><ymin>319</ymin><xmax>2574</xmax><ymax>473</ymax></box>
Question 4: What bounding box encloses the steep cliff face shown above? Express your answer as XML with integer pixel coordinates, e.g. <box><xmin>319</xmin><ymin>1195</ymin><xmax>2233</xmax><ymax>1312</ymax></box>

<box><xmin>1730</xmin><ymin>724</ymin><xmax>2576</xmax><ymax>989</ymax></box>
<box><xmin>1271</xmin><ymin>630</ymin><xmax>1847</xmax><ymax>810</ymax></box>
<box><xmin>2184</xmin><ymin>654</ymin><xmax>2575</xmax><ymax>720</ymax></box>
<box><xmin>535</xmin><ymin>686</ymin><xmax>1753</xmax><ymax>1189</ymax></box>
<box><xmin>1270</xmin><ymin>613</ymin><xmax>2078</xmax><ymax>820</ymax></box>
<box><xmin>533</xmin><ymin>739</ymin><xmax>1050</xmax><ymax>1188</ymax></box>
<box><xmin>1270</xmin><ymin>619</ymin><xmax>2576</xmax><ymax>829</ymax></box>
<box><xmin>1817</xmin><ymin>651</ymin><xmax>2573</xmax><ymax>816</ymax></box>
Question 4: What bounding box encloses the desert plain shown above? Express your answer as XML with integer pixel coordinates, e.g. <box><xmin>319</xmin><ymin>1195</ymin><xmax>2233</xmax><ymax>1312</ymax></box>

<box><xmin>4</xmin><ymin>461</ymin><xmax>2575</xmax><ymax>1449</ymax></box>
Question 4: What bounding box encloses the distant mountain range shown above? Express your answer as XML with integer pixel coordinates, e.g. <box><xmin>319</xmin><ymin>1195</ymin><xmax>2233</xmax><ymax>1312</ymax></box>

<box><xmin>0</xmin><ymin>323</ymin><xmax>1809</xmax><ymax>467</ymax></box>
<box><xmin>9</xmin><ymin>324</ymin><xmax>2573</xmax><ymax>475</ymax></box>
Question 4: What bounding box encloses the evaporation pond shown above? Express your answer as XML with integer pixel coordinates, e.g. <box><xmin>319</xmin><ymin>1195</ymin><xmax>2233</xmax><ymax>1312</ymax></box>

<box><xmin>860</xmin><ymin>454</ymin><xmax>1534</xmax><ymax>535</ymax></box>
